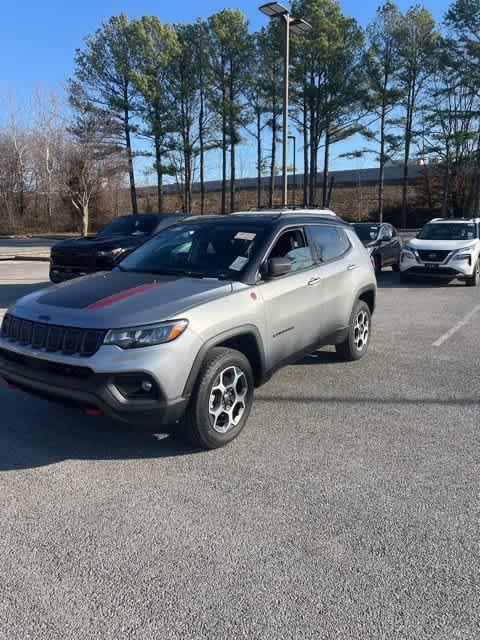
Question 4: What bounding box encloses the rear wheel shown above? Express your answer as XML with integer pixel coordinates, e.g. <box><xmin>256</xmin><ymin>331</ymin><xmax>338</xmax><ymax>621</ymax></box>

<box><xmin>336</xmin><ymin>300</ymin><xmax>371</xmax><ymax>362</ymax></box>
<box><xmin>466</xmin><ymin>260</ymin><xmax>479</xmax><ymax>287</ymax></box>
<box><xmin>181</xmin><ymin>347</ymin><xmax>254</xmax><ymax>449</ymax></box>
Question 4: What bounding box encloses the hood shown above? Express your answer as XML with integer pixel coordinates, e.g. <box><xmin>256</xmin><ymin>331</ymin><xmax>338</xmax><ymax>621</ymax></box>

<box><xmin>11</xmin><ymin>271</ymin><xmax>234</xmax><ymax>329</ymax></box>
<box><xmin>408</xmin><ymin>238</ymin><xmax>477</xmax><ymax>251</ymax></box>
<box><xmin>52</xmin><ymin>235</ymin><xmax>144</xmax><ymax>252</ymax></box>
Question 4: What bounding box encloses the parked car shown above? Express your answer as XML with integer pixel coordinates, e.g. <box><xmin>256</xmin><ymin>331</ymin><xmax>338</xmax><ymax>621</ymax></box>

<box><xmin>0</xmin><ymin>209</ymin><xmax>376</xmax><ymax>449</ymax></box>
<box><xmin>352</xmin><ymin>222</ymin><xmax>402</xmax><ymax>273</ymax></box>
<box><xmin>400</xmin><ymin>217</ymin><xmax>480</xmax><ymax>286</ymax></box>
<box><xmin>49</xmin><ymin>213</ymin><xmax>185</xmax><ymax>283</ymax></box>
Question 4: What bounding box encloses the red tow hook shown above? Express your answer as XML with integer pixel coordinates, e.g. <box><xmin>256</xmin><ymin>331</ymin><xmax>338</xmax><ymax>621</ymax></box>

<box><xmin>84</xmin><ymin>406</ymin><xmax>104</xmax><ymax>417</ymax></box>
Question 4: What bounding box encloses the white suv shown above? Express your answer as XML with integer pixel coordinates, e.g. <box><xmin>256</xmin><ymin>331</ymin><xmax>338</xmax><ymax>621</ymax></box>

<box><xmin>400</xmin><ymin>218</ymin><xmax>480</xmax><ymax>286</ymax></box>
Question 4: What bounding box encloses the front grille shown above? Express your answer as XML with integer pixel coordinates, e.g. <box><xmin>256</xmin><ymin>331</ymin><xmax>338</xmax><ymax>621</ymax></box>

<box><xmin>0</xmin><ymin>347</ymin><xmax>94</xmax><ymax>378</ymax></box>
<box><xmin>1</xmin><ymin>314</ymin><xmax>105</xmax><ymax>357</ymax></box>
<box><xmin>417</xmin><ymin>249</ymin><xmax>451</xmax><ymax>263</ymax></box>
<box><xmin>51</xmin><ymin>250</ymin><xmax>95</xmax><ymax>269</ymax></box>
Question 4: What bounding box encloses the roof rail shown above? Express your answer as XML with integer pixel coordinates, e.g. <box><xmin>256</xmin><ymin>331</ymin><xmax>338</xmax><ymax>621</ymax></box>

<box><xmin>239</xmin><ymin>207</ymin><xmax>337</xmax><ymax>217</ymax></box>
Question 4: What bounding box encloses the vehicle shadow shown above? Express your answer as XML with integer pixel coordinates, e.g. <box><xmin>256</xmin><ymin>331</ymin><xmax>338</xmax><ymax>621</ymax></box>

<box><xmin>295</xmin><ymin>350</ymin><xmax>339</xmax><ymax>365</ymax></box>
<box><xmin>376</xmin><ymin>271</ymin><xmax>465</xmax><ymax>289</ymax></box>
<box><xmin>0</xmin><ymin>387</ymin><xmax>201</xmax><ymax>472</ymax></box>
<box><xmin>0</xmin><ymin>282</ymin><xmax>51</xmax><ymax>309</ymax></box>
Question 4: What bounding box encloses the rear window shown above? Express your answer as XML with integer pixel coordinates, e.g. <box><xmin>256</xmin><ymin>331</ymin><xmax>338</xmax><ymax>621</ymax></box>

<box><xmin>97</xmin><ymin>215</ymin><xmax>159</xmax><ymax>238</ymax></box>
<box><xmin>353</xmin><ymin>224</ymin><xmax>380</xmax><ymax>243</ymax></box>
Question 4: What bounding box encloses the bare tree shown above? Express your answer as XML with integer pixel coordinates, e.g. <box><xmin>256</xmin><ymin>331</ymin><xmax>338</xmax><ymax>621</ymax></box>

<box><xmin>62</xmin><ymin>98</ymin><xmax>124</xmax><ymax>235</ymax></box>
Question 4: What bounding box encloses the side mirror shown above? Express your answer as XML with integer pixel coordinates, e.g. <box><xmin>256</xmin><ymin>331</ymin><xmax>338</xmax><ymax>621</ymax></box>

<box><xmin>263</xmin><ymin>257</ymin><xmax>292</xmax><ymax>279</ymax></box>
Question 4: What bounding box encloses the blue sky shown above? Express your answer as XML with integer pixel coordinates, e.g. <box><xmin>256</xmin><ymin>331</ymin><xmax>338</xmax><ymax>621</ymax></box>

<box><xmin>0</xmin><ymin>0</ymin><xmax>452</xmax><ymax>180</ymax></box>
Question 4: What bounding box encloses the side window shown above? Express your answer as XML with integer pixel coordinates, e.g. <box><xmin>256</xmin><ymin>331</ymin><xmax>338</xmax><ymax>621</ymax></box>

<box><xmin>308</xmin><ymin>225</ymin><xmax>350</xmax><ymax>262</ymax></box>
<box><xmin>268</xmin><ymin>228</ymin><xmax>314</xmax><ymax>273</ymax></box>
<box><xmin>337</xmin><ymin>228</ymin><xmax>351</xmax><ymax>254</ymax></box>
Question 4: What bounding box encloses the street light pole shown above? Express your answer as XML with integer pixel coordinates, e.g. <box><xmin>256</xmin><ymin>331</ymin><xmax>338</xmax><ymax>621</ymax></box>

<box><xmin>281</xmin><ymin>14</ymin><xmax>290</xmax><ymax>208</ymax></box>
<box><xmin>259</xmin><ymin>3</ymin><xmax>311</xmax><ymax>209</ymax></box>
<box><xmin>288</xmin><ymin>135</ymin><xmax>296</xmax><ymax>206</ymax></box>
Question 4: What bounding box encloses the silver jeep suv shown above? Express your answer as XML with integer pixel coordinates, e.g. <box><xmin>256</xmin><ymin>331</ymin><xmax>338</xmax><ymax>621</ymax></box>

<box><xmin>0</xmin><ymin>210</ymin><xmax>376</xmax><ymax>449</ymax></box>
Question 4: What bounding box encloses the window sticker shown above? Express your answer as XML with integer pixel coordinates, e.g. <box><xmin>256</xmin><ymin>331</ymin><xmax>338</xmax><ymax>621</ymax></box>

<box><xmin>229</xmin><ymin>256</ymin><xmax>249</xmax><ymax>271</ymax></box>
<box><xmin>235</xmin><ymin>232</ymin><xmax>256</xmax><ymax>241</ymax></box>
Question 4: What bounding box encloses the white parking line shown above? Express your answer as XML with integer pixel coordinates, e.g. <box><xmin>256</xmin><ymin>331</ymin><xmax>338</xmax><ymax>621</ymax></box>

<box><xmin>433</xmin><ymin>303</ymin><xmax>480</xmax><ymax>347</ymax></box>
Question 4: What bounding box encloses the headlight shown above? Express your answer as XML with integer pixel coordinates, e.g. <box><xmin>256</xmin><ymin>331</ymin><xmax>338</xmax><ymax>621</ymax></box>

<box><xmin>97</xmin><ymin>248</ymin><xmax>128</xmax><ymax>258</ymax></box>
<box><xmin>450</xmin><ymin>246</ymin><xmax>475</xmax><ymax>262</ymax></box>
<box><xmin>104</xmin><ymin>320</ymin><xmax>188</xmax><ymax>349</ymax></box>
<box><xmin>452</xmin><ymin>253</ymin><xmax>472</xmax><ymax>262</ymax></box>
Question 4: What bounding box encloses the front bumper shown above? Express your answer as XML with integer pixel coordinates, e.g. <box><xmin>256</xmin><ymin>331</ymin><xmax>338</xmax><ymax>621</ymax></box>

<box><xmin>400</xmin><ymin>253</ymin><xmax>475</xmax><ymax>279</ymax></box>
<box><xmin>0</xmin><ymin>345</ymin><xmax>189</xmax><ymax>426</ymax></box>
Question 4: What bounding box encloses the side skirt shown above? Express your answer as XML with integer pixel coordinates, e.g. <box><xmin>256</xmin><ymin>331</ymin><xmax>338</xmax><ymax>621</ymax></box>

<box><xmin>258</xmin><ymin>327</ymin><xmax>348</xmax><ymax>386</ymax></box>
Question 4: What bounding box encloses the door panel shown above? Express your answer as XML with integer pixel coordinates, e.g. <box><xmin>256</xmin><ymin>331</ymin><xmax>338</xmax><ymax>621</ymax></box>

<box><xmin>258</xmin><ymin>267</ymin><xmax>328</xmax><ymax>368</ymax></box>
<box><xmin>306</xmin><ymin>224</ymin><xmax>355</xmax><ymax>330</ymax></box>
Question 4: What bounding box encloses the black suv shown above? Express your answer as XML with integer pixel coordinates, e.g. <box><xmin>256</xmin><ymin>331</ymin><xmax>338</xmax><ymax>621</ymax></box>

<box><xmin>353</xmin><ymin>222</ymin><xmax>402</xmax><ymax>273</ymax></box>
<box><xmin>50</xmin><ymin>213</ymin><xmax>184</xmax><ymax>283</ymax></box>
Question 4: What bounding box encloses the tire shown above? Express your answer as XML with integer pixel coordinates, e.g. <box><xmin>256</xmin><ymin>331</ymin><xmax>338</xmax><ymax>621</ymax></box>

<box><xmin>336</xmin><ymin>300</ymin><xmax>371</xmax><ymax>362</ymax></box>
<box><xmin>181</xmin><ymin>347</ymin><xmax>254</xmax><ymax>449</ymax></box>
<box><xmin>465</xmin><ymin>260</ymin><xmax>479</xmax><ymax>287</ymax></box>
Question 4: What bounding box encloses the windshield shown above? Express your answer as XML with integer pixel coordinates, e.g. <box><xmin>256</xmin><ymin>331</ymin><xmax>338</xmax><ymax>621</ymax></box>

<box><xmin>97</xmin><ymin>215</ymin><xmax>159</xmax><ymax>238</ymax></box>
<box><xmin>353</xmin><ymin>224</ymin><xmax>380</xmax><ymax>243</ymax></box>
<box><xmin>118</xmin><ymin>222</ymin><xmax>266</xmax><ymax>279</ymax></box>
<box><xmin>417</xmin><ymin>222</ymin><xmax>477</xmax><ymax>241</ymax></box>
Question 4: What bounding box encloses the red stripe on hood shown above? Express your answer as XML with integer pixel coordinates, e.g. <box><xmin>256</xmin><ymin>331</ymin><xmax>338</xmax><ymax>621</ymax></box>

<box><xmin>86</xmin><ymin>283</ymin><xmax>161</xmax><ymax>311</ymax></box>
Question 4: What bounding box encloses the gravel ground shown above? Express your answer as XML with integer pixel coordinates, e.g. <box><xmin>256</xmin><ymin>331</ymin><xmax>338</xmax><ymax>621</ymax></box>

<box><xmin>0</xmin><ymin>261</ymin><xmax>479</xmax><ymax>639</ymax></box>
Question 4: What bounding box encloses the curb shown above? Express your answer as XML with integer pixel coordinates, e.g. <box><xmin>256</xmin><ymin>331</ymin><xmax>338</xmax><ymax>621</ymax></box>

<box><xmin>0</xmin><ymin>255</ymin><xmax>50</xmax><ymax>262</ymax></box>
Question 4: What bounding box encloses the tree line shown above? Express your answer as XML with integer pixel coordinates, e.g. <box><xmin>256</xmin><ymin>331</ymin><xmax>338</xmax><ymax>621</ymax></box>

<box><xmin>1</xmin><ymin>0</ymin><xmax>480</xmax><ymax>234</ymax></box>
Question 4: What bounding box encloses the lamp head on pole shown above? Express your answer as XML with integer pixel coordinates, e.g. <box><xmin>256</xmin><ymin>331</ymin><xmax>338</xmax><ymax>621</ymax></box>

<box><xmin>290</xmin><ymin>18</ymin><xmax>313</xmax><ymax>34</ymax></box>
<box><xmin>259</xmin><ymin>2</ymin><xmax>290</xmax><ymax>17</ymax></box>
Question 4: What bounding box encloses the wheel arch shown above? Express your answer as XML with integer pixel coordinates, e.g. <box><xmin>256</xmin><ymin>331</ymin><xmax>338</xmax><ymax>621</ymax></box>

<box><xmin>357</xmin><ymin>285</ymin><xmax>376</xmax><ymax>314</ymax></box>
<box><xmin>182</xmin><ymin>325</ymin><xmax>266</xmax><ymax>397</ymax></box>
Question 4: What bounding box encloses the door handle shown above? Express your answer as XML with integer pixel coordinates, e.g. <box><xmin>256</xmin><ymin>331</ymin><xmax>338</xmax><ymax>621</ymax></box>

<box><xmin>346</xmin><ymin>264</ymin><xmax>358</xmax><ymax>271</ymax></box>
<box><xmin>308</xmin><ymin>277</ymin><xmax>321</xmax><ymax>286</ymax></box>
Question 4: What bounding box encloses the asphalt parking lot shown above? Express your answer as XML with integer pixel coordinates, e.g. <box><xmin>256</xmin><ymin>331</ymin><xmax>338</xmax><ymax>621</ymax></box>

<box><xmin>0</xmin><ymin>260</ymin><xmax>479</xmax><ymax>640</ymax></box>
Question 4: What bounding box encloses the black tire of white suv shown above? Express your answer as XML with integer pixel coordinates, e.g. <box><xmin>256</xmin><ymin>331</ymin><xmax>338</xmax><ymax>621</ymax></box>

<box><xmin>466</xmin><ymin>260</ymin><xmax>480</xmax><ymax>287</ymax></box>
<box><xmin>336</xmin><ymin>300</ymin><xmax>371</xmax><ymax>361</ymax></box>
<box><xmin>181</xmin><ymin>346</ymin><xmax>255</xmax><ymax>449</ymax></box>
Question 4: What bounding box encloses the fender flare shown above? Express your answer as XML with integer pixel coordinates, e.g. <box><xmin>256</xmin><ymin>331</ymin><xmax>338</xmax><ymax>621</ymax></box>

<box><xmin>355</xmin><ymin>284</ymin><xmax>376</xmax><ymax>313</ymax></box>
<box><xmin>182</xmin><ymin>324</ymin><xmax>267</xmax><ymax>397</ymax></box>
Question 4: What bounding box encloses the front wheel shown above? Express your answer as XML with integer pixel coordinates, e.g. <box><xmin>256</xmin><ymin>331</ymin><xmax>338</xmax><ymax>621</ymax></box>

<box><xmin>466</xmin><ymin>260</ymin><xmax>479</xmax><ymax>287</ymax></box>
<box><xmin>336</xmin><ymin>300</ymin><xmax>371</xmax><ymax>362</ymax></box>
<box><xmin>181</xmin><ymin>347</ymin><xmax>254</xmax><ymax>449</ymax></box>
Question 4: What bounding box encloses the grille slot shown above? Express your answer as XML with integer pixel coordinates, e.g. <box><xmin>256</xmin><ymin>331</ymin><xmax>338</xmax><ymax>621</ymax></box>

<box><xmin>1</xmin><ymin>314</ymin><xmax>105</xmax><ymax>357</ymax></box>
<box><xmin>417</xmin><ymin>249</ymin><xmax>451</xmax><ymax>263</ymax></box>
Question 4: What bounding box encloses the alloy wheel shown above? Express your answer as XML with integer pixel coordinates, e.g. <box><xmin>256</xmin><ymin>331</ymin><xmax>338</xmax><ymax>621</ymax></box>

<box><xmin>353</xmin><ymin>310</ymin><xmax>369</xmax><ymax>351</ymax></box>
<box><xmin>208</xmin><ymin>366</ymin><xmax>248</xmax><ymax>434</ymax></box>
